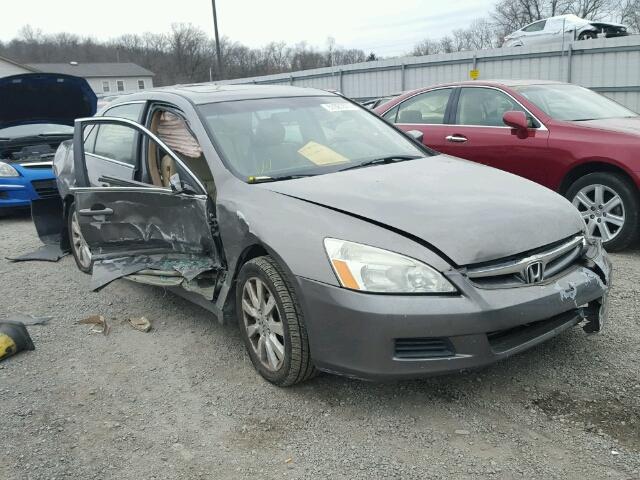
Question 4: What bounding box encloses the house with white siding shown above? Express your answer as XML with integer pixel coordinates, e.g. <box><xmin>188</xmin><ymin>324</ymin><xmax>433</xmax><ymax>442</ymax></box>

<box><xmin>27</xmin><ymin>62</ymin><xmax>155</xmax><ymax>95</ymax></box>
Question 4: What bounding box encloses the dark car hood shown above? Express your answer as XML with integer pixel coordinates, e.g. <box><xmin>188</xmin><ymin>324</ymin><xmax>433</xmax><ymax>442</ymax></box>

<box><xmin>0</xmin><ymin>73</ymin><xmax>97</xmax><ymax>129</ymax></box>
<box><xmin>262</xmin><ymin>155</ymin><xmax>584</xmax><ymax>265</ymax></box>
<box><xmin>573</xmin><ymin>116</ymin><xmax>640</xmax><ymax>136</ymax></box>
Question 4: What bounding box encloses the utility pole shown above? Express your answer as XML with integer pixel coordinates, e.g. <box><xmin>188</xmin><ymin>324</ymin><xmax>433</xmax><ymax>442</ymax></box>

<box><xmin>211</xmin><ymin>0</ymin><xmax>224</xmax><ymax>79</ymax></box>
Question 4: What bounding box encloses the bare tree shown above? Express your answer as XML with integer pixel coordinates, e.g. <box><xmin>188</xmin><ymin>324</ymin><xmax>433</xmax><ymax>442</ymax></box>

<box><xmin>617</xmin><ymin>0</ymin><xmax>640</xmax><ymax>31</ymax></box>
<box><xmin>411</xmin><ymin>38</ymin><xmax>442</xmax><ymax>56</ymax></box>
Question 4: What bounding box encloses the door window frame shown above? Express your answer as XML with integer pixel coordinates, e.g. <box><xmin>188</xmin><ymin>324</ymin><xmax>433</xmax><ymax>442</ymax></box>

<box><xmin>522</xmin><ymin>20</ymin><xmax>547</xmax><ymax>33</ymax></box>
<box><xmin>448</xmin><ymin>86</ymin><xmax>547</xmax><ymax>130</ymax></box>
<box><xmin>382</xmin><ymin>87</ymin><xmax>457</xmax><ymax>125</ymax></box>
<box><xmin>72</xmin><ymin>116</ymin><xmax>207</xmax><ymax>194</ymax></box>
<box><xmin>83</xmin><ymin>100</ymin><xmax>148</xmax><ymax>173</ymax></box>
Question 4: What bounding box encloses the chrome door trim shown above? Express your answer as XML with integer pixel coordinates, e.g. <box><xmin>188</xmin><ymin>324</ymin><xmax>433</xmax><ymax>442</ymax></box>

<box><xmin>384</xmin><ymin>85</ymin><xmax>548</xmax><ymax>132</ymax></box>
<box><xmin>86</xmin><ymin>152</ymin><xmax>136</xmax><ymax>169</ymax></box>
<box><xmin>70</xmin><ymin>185</ymin><xmax>208</xmax><ymax>201</ymax></box>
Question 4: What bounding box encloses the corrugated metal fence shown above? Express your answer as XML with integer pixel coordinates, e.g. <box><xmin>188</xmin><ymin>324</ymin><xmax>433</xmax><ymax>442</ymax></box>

<box><xmin>218</xmin><ymin>35</ymin><xmax>640</xmax><ymax>112</ymax></box>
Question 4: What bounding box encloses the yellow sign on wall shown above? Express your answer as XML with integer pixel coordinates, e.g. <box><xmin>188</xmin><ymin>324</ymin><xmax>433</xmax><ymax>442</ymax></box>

<box><xmin>469</xmin><ymin>69</ymin><xmax>480</xmax><ymax>80</ymax></box>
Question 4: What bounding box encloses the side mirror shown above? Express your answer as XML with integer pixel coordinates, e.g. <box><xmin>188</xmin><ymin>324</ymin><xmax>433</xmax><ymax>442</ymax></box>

<box><xmin>503</xmin><ymin>111</ymin><xmax>529</xmax><ymax>139</ymax></box>
<box><xmin>406</xmin><ymin>129</ymin><xmax>424</xmax><ymax>143</ymax></box>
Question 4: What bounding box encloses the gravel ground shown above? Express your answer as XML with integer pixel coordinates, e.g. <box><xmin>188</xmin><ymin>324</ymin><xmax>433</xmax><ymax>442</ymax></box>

<box><xmin>1</xmin><ymin>211</ymin><xmax>639</xmax><ymax>480</ymax></box>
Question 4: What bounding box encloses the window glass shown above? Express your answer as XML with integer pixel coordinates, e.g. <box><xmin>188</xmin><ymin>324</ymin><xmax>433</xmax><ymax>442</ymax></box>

<box><xmin>116</xmin><ymin>80</ymin><xmax>125</xmax><ymax>92</ymax></box>
<box><xmin>523</xmin><ymin>20</ymin><xmax>546</xmax><ymax>32</ymax></box>
<box><xmin>93</xmin><ymin>124</ymin><xmax>139</xmax><ymax>165</ymax></box>
<box><xmin>514</xmin><ymin>84</ymin><xmax>637</xmax><ymax>121</ymax></box>
<box><xmin>199</xmin><ymin>96</ymin><xmax>425</xmax><ymax>180</ymax></box>
<box><xmin>104</xmin><ymin>103</ymin><xmax>144</xmax><ymax>122</ymax></box>
<box><xmin>456</xmin><ymin>88</ymin><xmax>527</xmax><ymax>127</ymax></box>
<box><xmin>102</xmin><ymin>81</ymin><xmax>110</xmax><ymax>93</ymax></box>
<box><xmin>396</xmin><ymin>89</ymin><xmax>452</xmax><ymax>124</ymax></box>
<box><xmin>84</xmin><ymin>126</ymin><xmax>98</xmax><ymax>154</ymax></box>
<box><xmin>138</xmin><ymin>80</ymin><xmax>145</xmax><ymax>90</ymax></box>
<box><xmin>382</xmin><ymin>105</ymin><xmax>398</xmax><ymax>122</ymax></box>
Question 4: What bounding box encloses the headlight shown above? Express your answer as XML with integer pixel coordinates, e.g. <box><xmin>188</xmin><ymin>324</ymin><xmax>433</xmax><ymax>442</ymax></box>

<box><xmin>324</xmin><ymin>238</ymin><xmax>456</xmax><ymax>293</ymax></box>
<box><xmin>0</xmin><ymin>161</ymin><xmax>19</xmax><ymax>177</ymax></box>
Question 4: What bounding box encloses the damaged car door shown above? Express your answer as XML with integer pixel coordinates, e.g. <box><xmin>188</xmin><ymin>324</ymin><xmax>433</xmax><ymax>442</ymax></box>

<box><xmin>70</xmin><ymin>117</ymin><xmax>222</xmax><ymax>299</ymax></box>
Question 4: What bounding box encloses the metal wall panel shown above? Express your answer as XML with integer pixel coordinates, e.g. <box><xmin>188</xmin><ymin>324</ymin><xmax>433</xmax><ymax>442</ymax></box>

<box><xmin>219</xmin><ymin>35</ymin><xmax>640</xmax><ymax>111</ymax></box>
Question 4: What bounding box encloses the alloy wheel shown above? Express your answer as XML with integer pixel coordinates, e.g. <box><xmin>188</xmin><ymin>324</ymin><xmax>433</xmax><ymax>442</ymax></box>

<box><xmin>71</xmin><ymin>210</ymin><xmax>92</xmax><ymax>269</ymax></box>
<box><xmin>241</xmin><ymin>277</ymin><xmax>286</xmax><ymax>371</ymax></box>
<box><xmin>572</xmin><ymin>183</ymin><xmax>625</xmax><ymax>242</ymax></box>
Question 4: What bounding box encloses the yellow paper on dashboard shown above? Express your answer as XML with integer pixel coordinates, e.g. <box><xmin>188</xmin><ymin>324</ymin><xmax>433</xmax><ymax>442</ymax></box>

<box><xmin>298</xmin><ymin>141</ymin><xmax>349</xmax><ymax>166</ymax></box>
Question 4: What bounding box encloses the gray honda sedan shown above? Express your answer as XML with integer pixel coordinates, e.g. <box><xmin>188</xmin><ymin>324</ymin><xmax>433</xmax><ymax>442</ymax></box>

<box><xmin>37</xmin><ymin>84</ymin><xmax>611</xmax><ymax>386</ymax></box>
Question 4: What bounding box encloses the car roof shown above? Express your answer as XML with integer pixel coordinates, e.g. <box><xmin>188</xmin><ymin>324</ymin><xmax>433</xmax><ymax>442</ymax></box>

<box><xmin>123</xmin><ymin>83</ymin><xmax>335</xmax><ymax>105</ymax></box>
<box><xmin>425</xmin><ymin>79</ymin><xmax>566</xmax><ymax>88</ymax></box>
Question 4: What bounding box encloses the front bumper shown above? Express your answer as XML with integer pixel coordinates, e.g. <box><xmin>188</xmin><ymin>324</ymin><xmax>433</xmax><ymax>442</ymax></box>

<box><xmin>0</xmin><ymin>169</ymin><xmax>57</xmax><ymax>210</ymax></box>
<box><xmin>297</xmin><ymin>246</ymin><xmax>610</xmax><ymax>381</ymax></box>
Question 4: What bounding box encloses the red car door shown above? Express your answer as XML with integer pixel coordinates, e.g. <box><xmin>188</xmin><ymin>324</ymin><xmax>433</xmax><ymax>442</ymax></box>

<box><xmin>440</xmin><ymin>86</ymin><xmax>551</xmax><ymax>187</ymax></box>
<box><xmin>383</xmin><ymin>87</ymin><xmax>456</xmax><ymax>154</ymax></box>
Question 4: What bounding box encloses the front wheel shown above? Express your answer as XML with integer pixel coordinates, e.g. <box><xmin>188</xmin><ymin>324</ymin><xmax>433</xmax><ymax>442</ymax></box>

<box><xmin>67</xmin><ymin>203</ymin><xmax>93</xmax><ymax>273</ymax></box>
<box><xmin>567</xmin><ymin>172</ymin><xmax>639</xmax><ymax>251</ymax></box>
<box><xmin>236</xmin><ymin>256</ymin><xmax>316</xmax><ymax>386</ymax></box>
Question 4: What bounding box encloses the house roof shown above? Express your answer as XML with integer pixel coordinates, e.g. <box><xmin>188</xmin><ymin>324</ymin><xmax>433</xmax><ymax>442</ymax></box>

<box><xmin>0</xmin><ymin>54</ymin><xmax>39</xmax><ymax>73</ymax></box>
<box><xmin>27</xmin><ymin>62</ymin><xmax>155</xmax><ymax>78</ymax></box>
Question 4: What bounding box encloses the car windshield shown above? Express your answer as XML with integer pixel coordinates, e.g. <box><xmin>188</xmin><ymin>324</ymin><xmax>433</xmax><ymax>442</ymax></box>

<box><xmin>514</xmin><ymin>84</ymin><xmax>637</xmax><ymax>121</ymax></box>
<box><xmin>199</xmin><ymin>95</ymin><xmax>426</xmax><ymax>181</ymax></box>
<box><xmin>0</xmin><ymin>123</ymin><xmax>74</xmax><ymax>139</ymax></box>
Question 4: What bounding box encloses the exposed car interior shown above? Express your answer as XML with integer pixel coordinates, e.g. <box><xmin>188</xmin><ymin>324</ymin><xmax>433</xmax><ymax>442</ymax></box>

<box><xmin>147</xmin><ymin>108</ymin><xmax>216</xmax><ymax>195</ymax></box>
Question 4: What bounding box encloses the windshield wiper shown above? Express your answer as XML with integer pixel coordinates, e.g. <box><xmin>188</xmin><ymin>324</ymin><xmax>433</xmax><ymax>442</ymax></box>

<box><xmin>337</xmin><ymin>155</ymin><xmax>422</xmax><ymax>172</ymax></box>
<box><xmin>248</xmin><ymin>174</ymin><xmax>318</xmax><ymax>184</ymax></box>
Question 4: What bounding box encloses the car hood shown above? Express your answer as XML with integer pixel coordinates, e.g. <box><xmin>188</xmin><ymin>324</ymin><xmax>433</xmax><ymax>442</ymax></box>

<box><xmin>573</xmin><ymin>116</ymin><xmax>640</xmax><ymax>135</ymax></box>
<box><xmin>0</xmin><ymin>73</ymin><xmax>97</xmax><ymax>129</ymax></box>
<box><xmin>262</xmin><ymin>155</ymin><xmax>584</xmax><ymax>265</ymax></box>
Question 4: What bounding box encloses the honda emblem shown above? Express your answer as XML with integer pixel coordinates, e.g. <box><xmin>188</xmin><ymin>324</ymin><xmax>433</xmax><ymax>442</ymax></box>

<box><xmin>524</xmin><ymin>261</ymin><xmax>545</xmax><ymax>284</ymax></box>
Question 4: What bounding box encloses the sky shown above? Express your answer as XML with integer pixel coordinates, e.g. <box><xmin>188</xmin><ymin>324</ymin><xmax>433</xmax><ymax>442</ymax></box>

<box><xmin>0</xmin><ymin>0</ymin><xmax>493</xmax><ymax>56</ymax></box>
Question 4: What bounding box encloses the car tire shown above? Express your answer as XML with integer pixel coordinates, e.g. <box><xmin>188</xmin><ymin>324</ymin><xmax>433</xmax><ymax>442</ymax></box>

<box><xmin>67</xmin><ymin>202</ymin><xmax>93</xmax><ymax>273</ymax></box>
<box><xmin>236</xmin><ymin>255</ymin><xmax>316</xmax><ymax>386</ymax></box>
<box><xmin>566</xmin><ymin>172</ymin><xmax>639</xmax><ymax>251</ymax></box>
<box><xmin>579</xmin><ymin>31</ymin><xmax>597</xmax><ymax>40</ymax></box>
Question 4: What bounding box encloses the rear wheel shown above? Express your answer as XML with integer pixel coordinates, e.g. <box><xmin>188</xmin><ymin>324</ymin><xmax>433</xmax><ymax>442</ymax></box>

<box><xmin>67</xmin><ymin>203</ymin><xmax>93</xmax><ymax>273</ymax></box>
<box><xmin>579</xmin><ymin>31</ymin><xmax>597</xmax><ymax>40</ymax></box>
<box><xmin>236</xmin><ymin>256</ymin><xmax>316</xmax><ymax>386</ymax></box>
<box><xmin>567</xmin><ymin>172</ymin><xmax>639</xmax><ymax>251</ymax></box>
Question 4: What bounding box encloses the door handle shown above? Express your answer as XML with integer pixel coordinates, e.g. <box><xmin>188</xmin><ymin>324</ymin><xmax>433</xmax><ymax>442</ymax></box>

<box><xmin>79</xmin><ymin>207</ymin><xmax>114</xmax><ymax>216</ymax></box>
<box><xmin>445</xmin><ymin>135</ymin><xmax>468</xmax><ymax>143</ymax></box>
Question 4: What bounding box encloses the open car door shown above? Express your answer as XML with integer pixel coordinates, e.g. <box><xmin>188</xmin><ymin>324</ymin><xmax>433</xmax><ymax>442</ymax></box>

<box><xmin>71</xmin><ymin>116</ymin><xmax>223</xmax><ymax>302</ymax></box>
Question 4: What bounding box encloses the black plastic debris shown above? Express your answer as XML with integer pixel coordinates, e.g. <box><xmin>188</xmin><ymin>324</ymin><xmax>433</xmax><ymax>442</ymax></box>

<box><xmin>0</xmin><ymin>321</ymin><xmax>35</xmax><ymax>362</ymax></box>
<box><xmin>6</xmin><ymin>198</ymin><xmax>69</xmax><ymax>263</ymax></box>
<box><xmin>6</xmin><ymin>244</ymin><xmax>67</xmax><ymax>262</ymax></box>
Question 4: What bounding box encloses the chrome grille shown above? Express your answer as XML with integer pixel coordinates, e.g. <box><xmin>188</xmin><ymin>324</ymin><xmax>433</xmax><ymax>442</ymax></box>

<box><xmin>20</xmin><ymin>161</ymin><xmax>53</xmax><ymax>169</ymax></box>
<box><xmin>465</xmin><ymin>235</ymin><xmax>586</xmax><ymax>288</ymax></box>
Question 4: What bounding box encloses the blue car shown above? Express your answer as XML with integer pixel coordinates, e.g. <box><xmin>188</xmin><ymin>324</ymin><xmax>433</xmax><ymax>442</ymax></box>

<box><xmin>0</xmin><ymin>73</ymin><xmax>96</xmax><ymax>215</ymax></box>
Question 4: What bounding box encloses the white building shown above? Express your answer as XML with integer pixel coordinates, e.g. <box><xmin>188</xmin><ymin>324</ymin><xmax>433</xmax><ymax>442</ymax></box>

<box><xmin>0</xmin><ymin>54</ymin><xmax>37</xmax><ymax>77</ymax></box>
<box><xmin>27</xmin><ymin>62</ymin><xmax>155</xmax><ymax>95</ymax></box>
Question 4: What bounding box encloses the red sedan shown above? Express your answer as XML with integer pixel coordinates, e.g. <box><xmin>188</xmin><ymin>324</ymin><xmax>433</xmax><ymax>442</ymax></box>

<box><xmin>374</xmin><ymin>80</ymin><xmax>640</xmax><ymax>251</ymax></box>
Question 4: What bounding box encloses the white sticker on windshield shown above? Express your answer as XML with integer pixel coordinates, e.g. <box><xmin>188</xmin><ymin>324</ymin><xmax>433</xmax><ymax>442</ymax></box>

<box><xmin>321</xmin><ymin>103</ymin><xmax>359</xmax><ymax>112</ymax></box>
